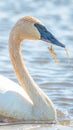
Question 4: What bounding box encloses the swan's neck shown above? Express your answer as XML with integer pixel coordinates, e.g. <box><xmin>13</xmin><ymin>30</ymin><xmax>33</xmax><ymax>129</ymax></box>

<box><xmin>9</xmin><ymin>29</ymin><xmax>46</xmax><ymax>103</ymax></box>
<box><xmin>8</xmin><ymin>27</ymin><xmax>57</xmax><ymax>121</ymax></box>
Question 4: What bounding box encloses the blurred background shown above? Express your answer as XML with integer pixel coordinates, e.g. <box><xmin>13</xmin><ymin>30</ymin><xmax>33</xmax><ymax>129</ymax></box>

<box><xmin>0</xmin><ymin>0</ymin><xmax>73</xmax><ymax>127</ymax></box>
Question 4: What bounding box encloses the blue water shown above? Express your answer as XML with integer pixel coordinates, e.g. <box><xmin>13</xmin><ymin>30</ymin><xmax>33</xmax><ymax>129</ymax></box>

<box><xmin>0</xmin><ymin>0</ymin><xmax>73</xmax><ymax>129</ymax></box>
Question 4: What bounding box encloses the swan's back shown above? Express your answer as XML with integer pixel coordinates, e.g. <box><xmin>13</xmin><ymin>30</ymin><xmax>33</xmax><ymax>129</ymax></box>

<box><xmin>0</xmin><ymin>75</ymin><xmax>31</xmax><ymax>98</ymax></box>
<box><xmin>0</xmin><ymin>75</ymin><xmax>33</xmax><ymax>120</ymax></box>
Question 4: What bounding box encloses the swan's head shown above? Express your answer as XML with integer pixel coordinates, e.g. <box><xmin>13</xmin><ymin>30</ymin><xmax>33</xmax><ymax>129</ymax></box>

<box><xmin>14</xmin><ymin>16</ymin><xmax>65</xmax><ymax>48</ymax></box>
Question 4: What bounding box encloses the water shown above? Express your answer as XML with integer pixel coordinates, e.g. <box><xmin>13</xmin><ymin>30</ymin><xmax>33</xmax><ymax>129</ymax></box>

<box><xmin>0</xmin><ymin>0</ymin><xmax>73</xmax><ymax>129</ymax></box>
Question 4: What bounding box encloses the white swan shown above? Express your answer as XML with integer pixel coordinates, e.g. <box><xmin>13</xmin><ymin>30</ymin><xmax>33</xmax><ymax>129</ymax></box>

<box><xmin>0</xmin><ymin>16</ymin><xmax>65</xmax><ymax>121</ymax></box>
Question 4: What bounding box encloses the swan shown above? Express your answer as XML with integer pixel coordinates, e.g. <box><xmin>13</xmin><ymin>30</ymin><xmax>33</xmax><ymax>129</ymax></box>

<box><xmin>0</xmin><ymin>16</ymin><xmax>65</xmax><ymax>121</ymax></box>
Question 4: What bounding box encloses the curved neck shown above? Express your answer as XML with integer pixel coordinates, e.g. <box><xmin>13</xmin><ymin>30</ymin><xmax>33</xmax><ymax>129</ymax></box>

<box><xmin>8</xmin><ymin>30</ymin><xmax>46</xmax><ymax>103</ymax></box>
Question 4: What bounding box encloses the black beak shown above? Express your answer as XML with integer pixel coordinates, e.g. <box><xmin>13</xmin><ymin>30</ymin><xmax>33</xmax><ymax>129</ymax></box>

<box><xmin>34</xmin><ymin>23</ymin><xmax>65</xmax><ymax>48</ymax></box>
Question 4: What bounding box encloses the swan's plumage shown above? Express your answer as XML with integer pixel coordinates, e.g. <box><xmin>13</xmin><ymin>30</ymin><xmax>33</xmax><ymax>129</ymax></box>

<box><xmin>0</xmin><ymin>16</ymin><xmax>65</xmax><ymax>121</ymax></box>
<box><xmin>0</xmin><ymin>75</ymin><xmax>33</xmax><ymax>120</ymax></box>
<box><xmin>0</xmin><ymin>75</ymin><xmax>56</xmax><ymax>120</ymax></box>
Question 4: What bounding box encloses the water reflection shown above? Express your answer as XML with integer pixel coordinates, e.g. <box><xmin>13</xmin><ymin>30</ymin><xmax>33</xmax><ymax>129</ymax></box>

<box><xmin>0</xmin><ymin>123</ymin><xmax>73</xmax><ymax>130</ymax></box>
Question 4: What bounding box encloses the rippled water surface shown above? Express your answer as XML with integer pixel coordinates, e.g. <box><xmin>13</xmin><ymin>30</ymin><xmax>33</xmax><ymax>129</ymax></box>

<box><xmin>0</xmin><ymin>0</ymin><xmax>73</xmax><ymax>129</ymax></box>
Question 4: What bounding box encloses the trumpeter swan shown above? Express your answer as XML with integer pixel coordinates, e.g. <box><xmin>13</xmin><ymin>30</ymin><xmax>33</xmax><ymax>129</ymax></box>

<box><xmin>0</xmin><ymin>16</ymin><xmax>65</xmax><ymax>121</ymax></box>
